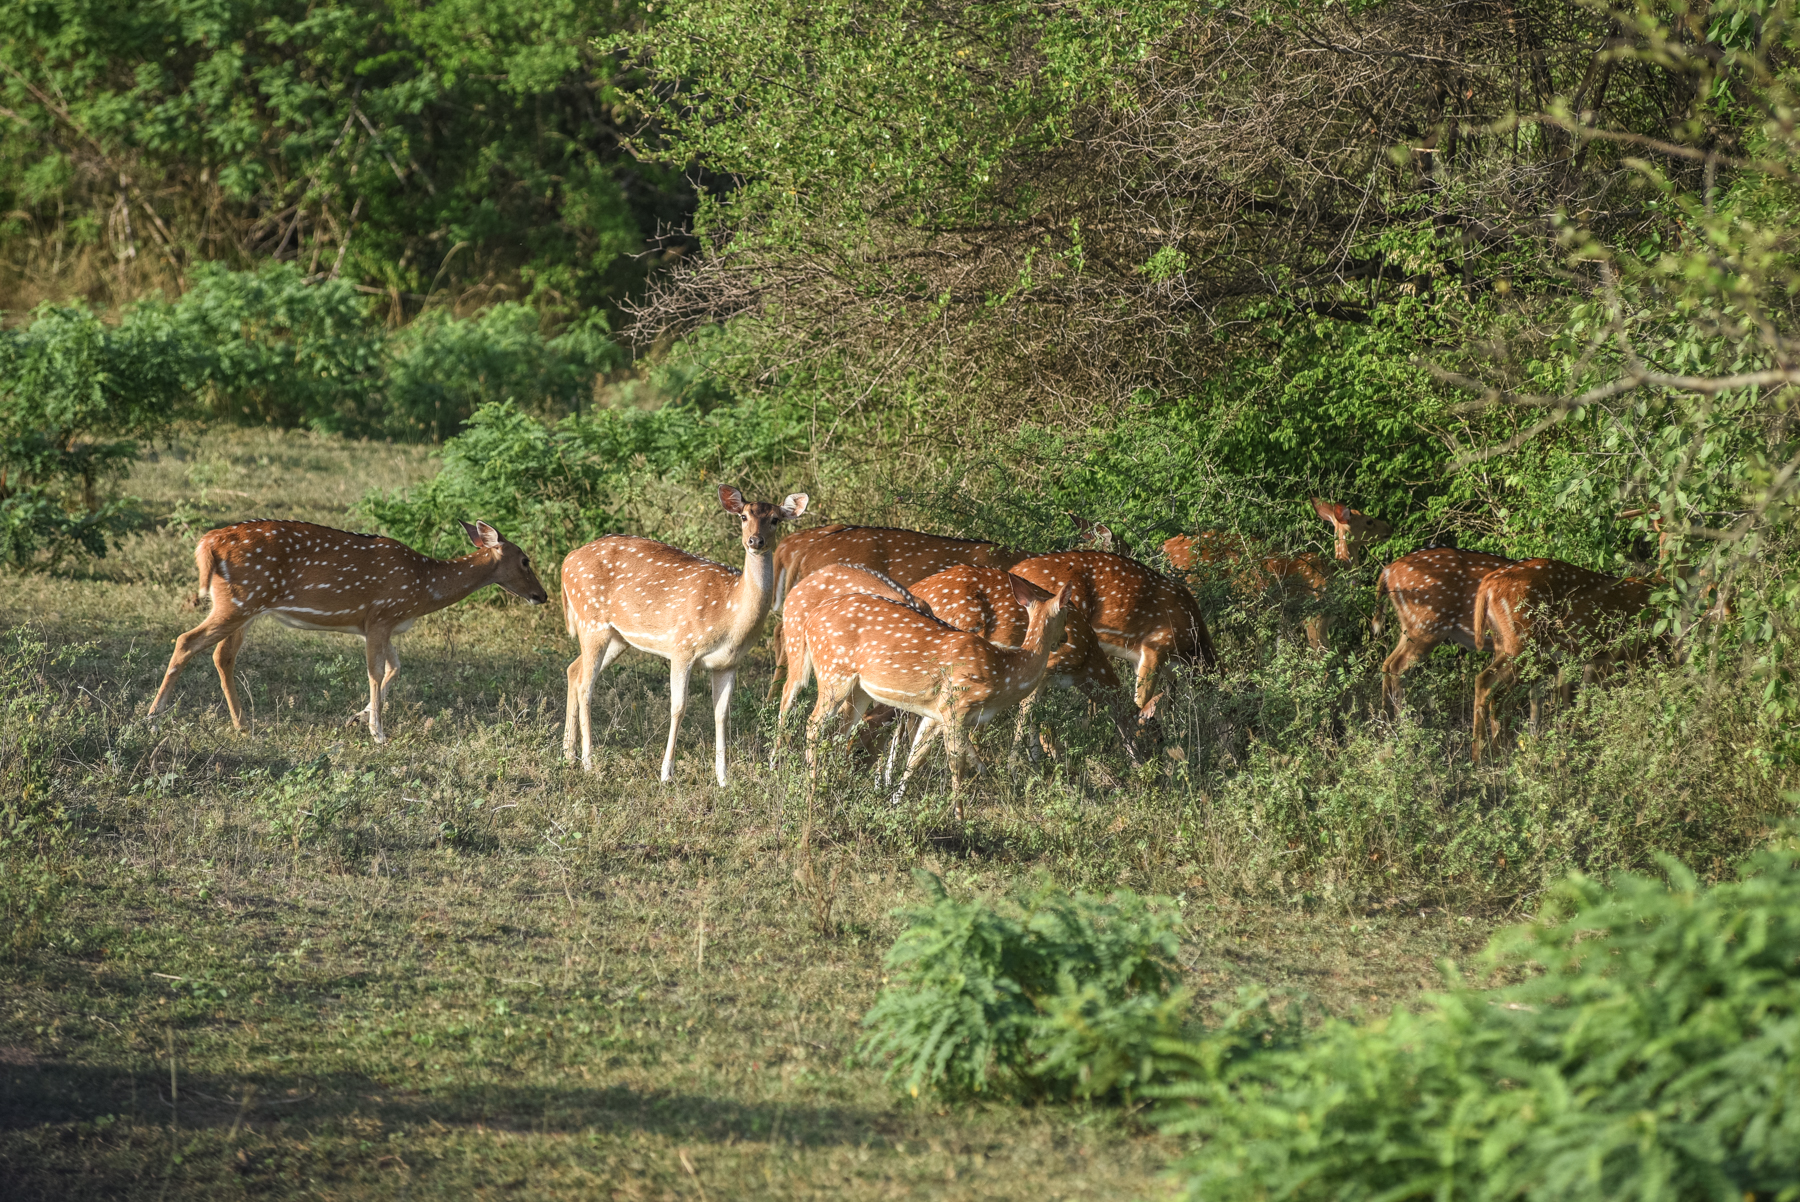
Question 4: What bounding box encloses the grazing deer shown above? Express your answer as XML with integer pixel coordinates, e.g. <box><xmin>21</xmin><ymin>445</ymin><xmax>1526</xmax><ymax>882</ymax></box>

<box><xmin>1617</xmin><ymin>508</ymin><xmax>1731</xmax><ymax>624</ymax></box>
<box><xmin>766</xmin><ymin>523</ymin><xmax>1025</xmax><ymax>699</ymax></box>
<box><xmin>147</xmin><ymin>520</ymin><xmax>548</xmax><ymax>742</ymax></box>
<box><xmin>1163</xmin><ymin>498</ymin><xmax>1391</xmax><ymax>650</ymax></box>
<box><xmin>1009</xmin><ymin>550</ymin><xmax>1216</xmax><ymax>709</ymax></box>
<box><xmin>774</xmin><ymin>563</ymin><xmax>934</xmax><ymax>743</ymax></box>
<box><xmin>802</xmin><ymin>576</ymin><xmax>1072</xmax><ymax>818</ymax></box>
<box><xmin>1374</xmin><ymin>546</ymin><xmax>1516</xmax><ymax>715</ymax></box>
<box><xmin>772</xmin><ymin>524</ymin><xmax>1024</xmax><ymax>610</ymax></box>
<box><xmin>562</xmin><ymin>486</ymin><xmax>808</xmax><ymax>785</ymax></box>
<box><xmin>1469</xmin><ymin>558</ymin><xmax>1657</xmax><ymax>761</ymax></box>
<box><xmin>911</xmin><ymin>564</ymin><xmax>1134</xmax><ymax>760</ymax></box>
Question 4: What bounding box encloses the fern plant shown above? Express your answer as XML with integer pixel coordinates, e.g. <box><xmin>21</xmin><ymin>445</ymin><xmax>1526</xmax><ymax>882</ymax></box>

<box><xmin>1150</xmin><ymin>844</ymin><xmax>1800</xmax><ymax>1202</ymax></box>
<box><xmin>858</xmin><ymin>870</ymin><xmax>1183</xmax><ymax>1101</ymax></box>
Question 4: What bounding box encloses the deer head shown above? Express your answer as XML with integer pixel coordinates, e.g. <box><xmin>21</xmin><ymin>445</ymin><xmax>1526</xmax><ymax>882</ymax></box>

<box><xmin>1309</xmin><ymin>497</ymin><xmax>1392</xmax><ymax>563</ymax></box>
<box><xmin>459</xmin><ymin>520</ymin><xmax>549</xmax><ymax>604</ymax></box>
<box><xmin>1069</xmin><ymin>514</ymin><xmax>1128</xmax><ymax>556</ymax></box>
<box><xmin>720</xmin><ymin>485</ymin><xmax>808</xmax><ymax>551</ymax></box>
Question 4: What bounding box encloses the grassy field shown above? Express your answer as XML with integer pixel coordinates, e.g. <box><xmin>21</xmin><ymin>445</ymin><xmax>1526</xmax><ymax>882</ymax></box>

<box><xmin>0</xmin><ymin>429</ymin><xmax>1543</xmax><ymax>1199</ymax></box>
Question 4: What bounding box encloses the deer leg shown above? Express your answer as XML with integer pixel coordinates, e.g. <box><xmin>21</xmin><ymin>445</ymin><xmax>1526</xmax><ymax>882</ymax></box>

<box><xmin>566</xmin><ymin>629</ymin><xmax>624</xmax><ymax>770</ymax></box>
<box><xmin>211</xmin><ymin>626</ymin><xmax>250</xmax><ymax>731</ymax></box>
<box><xmin>363</xmin><ymin>629</ymin><xmax>393</xmax><ymax>744</ymax></box>
<box><xmin>944</xmin><ymin>719</ymin><xmax>971</xmax><ymax>822</ymax></box>
<box><xmin>1132</xmin><ymin>645</ymin><xmax>1163</xmax><ymax>711</ymax></box>
<box><xmin>710</xmin><ymin>668</ymin><xmax>737</xmax><ymax>788</ymax></box>
<box><xmin>892</xmin><ymin>716</ymin><xmax>942</xmax><ymax>806</ymax></box>
<box><xmin>1011</xmin><ymin>685</ymin><xmax>1043</xmax><ymax>763</ymax></box>
<box><xmin>1471</xmin><ymin>655</ymin><xmax>1518</xmax><ymax>763</ymax></box>
<box><xmin>883</xmin><ymin>715</ymin><xmax>912</xmax><ymax>787</ymax></box>
<box><xmin>148</xmin><ymin>610</ymin><xmax>249</xmax><ymax>723</ymax></box>
<box><xmin>764</xmin><ymin>617</ymin><xmax>786</xmax><ymax>704</ymax></box>
<box><xmin>1303</xmin><ymin>613</ymin><xmax>1329</xmax><ymax>652</ymax></box>
<box><xmin>775</xmin><ymin>628</ymin><xmax>811</xmax><ymax>752</ymax></box>
<box><xmin>1379</xmin><ymin>637</ymin><xmax>1432</xmax><ymax>718</ymax></box>
<box><xmin>352</xmin><ymin>641</ymin><xmax>403</xmax><ymax>728</ymax></box>
<box><xmin>379</xmin><ymin>642</ymin><xmax>400</xmax><ymax>705</ymax></box>
<box><xmin>661</xmin><ymin>658</ymin><xmax>694</xmax><ymax>783</ymax></box>
<box><xmin>806</xmin><ymin>674</ymin><xmax>859</xmax><ymax>782</ymax></box>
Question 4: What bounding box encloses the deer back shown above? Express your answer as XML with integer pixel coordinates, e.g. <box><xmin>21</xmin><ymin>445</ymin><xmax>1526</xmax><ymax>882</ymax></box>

<box><xmin>1475</xmin><ymin>558</ymin><xmax>1657</xmax><ymax>657</ymax></box>
<box><xmin>1163</xmin><ymin>531</ymin><xmax>1253</xmax><ymax>574</ymax></box>
<box><xmin>773</xmin><ymin>524</ymin><xmax>1023</xmax><ymax>606</ymax></box>
<box><xmin>198</xmin><ymin>520</ymin><xmax>524</xmax><ymax>630</ymax></box>
<box><xmin>1011</xmin><ymin>550</ymin><xmax>1213</xmax><ymax>667</ymax></box>
<box><xmin>781</xmin><ymin>564</ymin><xmax>930</xmax><ymax>663</ymax></box>
<box><xmin>561</xmin><ymin>535</ymin><xmax>748</xmax><ymax>653</ymax></box>
<box><xmin>1379</xmin><ymin>548</ymin><xmax>1515</xmax><ymax>652</ymax></box>
<box><xmin>911</xmin><ymin>564</ymin><xmax>1119</xmax><ymax>692</ymax></box>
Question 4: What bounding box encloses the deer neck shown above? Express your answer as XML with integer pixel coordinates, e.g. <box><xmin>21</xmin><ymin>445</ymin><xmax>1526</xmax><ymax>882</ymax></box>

<box><xmin>419</xmin><ymin>550</ymin><xmax>502</xmax><ymax>610</ymax></box>
<box><xmin>998</xmin><ymin>606</ymin><xmax>1067</xmax><ymax>695</ymax></box>
<box><xmin>722</xmin><ymin>545</ymin><xmax>777</xmax><ymax>645</ymax></box>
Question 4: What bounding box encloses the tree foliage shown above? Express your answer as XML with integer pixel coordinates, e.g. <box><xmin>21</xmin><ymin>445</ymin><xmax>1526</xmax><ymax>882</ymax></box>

<box><xmin>0</xmin><ymin>0</ymin><xmax>687</xmax><ymax>315</ymax></box>
<box><xmin>612</xmin><ymin>0</ymin><xmax>1696</xmax><ymax>429</ymax></box>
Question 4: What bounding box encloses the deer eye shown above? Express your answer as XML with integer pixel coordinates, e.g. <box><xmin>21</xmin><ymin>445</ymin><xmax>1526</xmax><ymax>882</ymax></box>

<box><xmin>522</xmin><ymin>557</ymin><xmax>531</xmax><ymax>569</ymax></box>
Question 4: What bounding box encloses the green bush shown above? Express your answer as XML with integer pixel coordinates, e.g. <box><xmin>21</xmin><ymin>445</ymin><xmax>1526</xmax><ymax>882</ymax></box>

<box><xmin>0</xmin><ymin>302</ymin><xmax>188</xmax><ymax>566</ymax></box>
<box><xmin>858</xmin><ymin>870</ymin><xmax>1183</xmax><ymax>1101</ymax></box>
<box><xmin>360</xmin><ymin>376</ymin><xmax>811</xmax><ymax>569</ymax></box>
<box><xmin>385</xmin><ymin>306</ymin><xmax>622</xmax><ymax>441</ymax></box>
<box><xmin>172</xmin><ymin>262</ymin><xmax>384</xmax><ymax>432</ymax></box>
<box><xmin>1151</xmin><ymin>844</ymin><xmax>1800</xmax><ymax>1202</ymax></box>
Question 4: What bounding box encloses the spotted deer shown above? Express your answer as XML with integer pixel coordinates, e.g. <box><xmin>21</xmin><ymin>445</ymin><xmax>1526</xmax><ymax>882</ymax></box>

<box><xmin>562</xmin><ymin>486</ymin><xmax>808</xmax><ymax>785</ymax></box>
<box><xmin>910</xmin><ymin>564</ymin><xmax>1135</xmax><ymax>761</ymax></box>
<box><xmin>774</xmin><ymin>563</ymin><xmax>934</xmax><ymax>745</ymax></box>
<box><xmin>1469</xmin><ymin>558</ymin><xmax>1657</xmax><ymax>761</ymax></box>
<box><xmin>772</xmin><ymin>524</ymin><xmax>1025</xmax><ymax>607</ymax></box>
<box><xmin>1008</xmin><ymin>550</ymin><xmax>1216</xmax><ymax>709</ymax></box>
<box><xmin>1163</xmin><ymin>498</ymin><xmax>1391</xmax><ymax>650</ymax></box>
<box><xmin>147</xmin><ymin>520</ymin><xmax>548</xmax><ymax>742</ymax></box>
<box><xmin>766</xmin><ymin>523</ymin><xmax>1026</xmax><ymax>699</ymax></box>
<box><xmin>1374</xmin><ymin>546</ymin><xmax>1516</xmax><ymax>715</ymax></box>
<box><xmin>802</xmin><ymin>576</ymin><xmax>1072</xmax><ymax>818</ymax></box>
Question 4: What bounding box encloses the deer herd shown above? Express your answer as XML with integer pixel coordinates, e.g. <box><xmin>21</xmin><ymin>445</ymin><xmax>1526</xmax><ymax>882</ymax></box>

<box><xmin>147</xmin><ymin>487</ymin><xmax>1706</xmax><ymax>807</ymax></box>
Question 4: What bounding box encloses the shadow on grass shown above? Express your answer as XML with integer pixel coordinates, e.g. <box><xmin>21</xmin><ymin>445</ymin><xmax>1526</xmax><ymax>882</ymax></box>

<box><xmin>0</xmin><ymin>1057</ymin><xmax>899</xmax><ymax>1145</ymax></box>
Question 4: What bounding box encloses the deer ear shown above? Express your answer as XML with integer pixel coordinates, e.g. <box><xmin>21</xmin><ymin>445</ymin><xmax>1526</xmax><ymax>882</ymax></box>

<box><xmin>471</xmin><ymin>521</ymin><xmax>503</xmax><ymax>549</ymax></box>
<box><xmin>719</xmin><ymin>485</ymin><xmax>746</xmax><ymax>515</ymax></box>
<box><xmin>1008</xmin><ymin>573</ymin><xmax>1051</xmax><ymax>608</ymax></box>
<box><xmin>779</xmin><ymin>493</ymin><xmax>809</xmax><ymax>520</ymax></box>
<box><xmin>1056</xmin><ymin>581</ymin><xmax>1073</xmax><ymax>609</ymax></box>
<box><xmin>1309</xmin><ymin>496</ymin><xmax>1333</xmax><ymax>523</ymax></box>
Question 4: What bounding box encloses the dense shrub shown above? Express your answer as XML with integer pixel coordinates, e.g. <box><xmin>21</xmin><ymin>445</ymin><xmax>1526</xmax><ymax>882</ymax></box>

<box><xmin>0</xmin><ymin>302</ymin><xmax>189</xmax><ymax>565</ymax></box>
<box><xmin>858</xmin><ymin>870</ymin><xmax>1183</xmax><ymax>1101</ymax></box>
<box><xmin>385</xmin><ymin>306</ymin><xmax>622</xmax><ymax>442</ymax></box>
<box><xmin>359</xmin><ymin>374</ymin><xmax>812</xmax><ymax>570</ymax></box>
<box><xmin>1152</xmin><ymin>844</ymin><xmax>1800</xmax><ymax>1202</ymax></box>
<box><xmin>171</xmin><ymin>262</ymin><xmax>385</xmax><ymax>432</ymax></box>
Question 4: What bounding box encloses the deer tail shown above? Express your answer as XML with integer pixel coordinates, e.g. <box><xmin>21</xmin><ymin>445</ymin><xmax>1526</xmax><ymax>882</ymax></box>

<box><xmin>563</xmin><ymin>586</ymin><xmax>578</xmax><ymax>640</ymax></box>
<box><xmin>1470</xmin><ymin>583</ymin><xmax>1492</xmax><ymax>654</ymax></box>
<box><xmin>1371</xmin><ymin>565</ymin><xmax>1390</xmax><ymax>637</ymax></box>
<box><xmin>184</xmin><ymin>538</ymin><xmax>219</xmax><ymax>611</ymax></box>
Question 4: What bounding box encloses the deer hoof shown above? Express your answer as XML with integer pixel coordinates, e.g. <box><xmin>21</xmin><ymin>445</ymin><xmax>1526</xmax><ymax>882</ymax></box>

<box><xmin>372</xmin><ymin>732</ymin><xmax>389</xmax><ymax>746</ymax></box>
